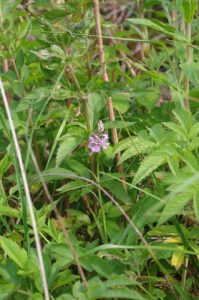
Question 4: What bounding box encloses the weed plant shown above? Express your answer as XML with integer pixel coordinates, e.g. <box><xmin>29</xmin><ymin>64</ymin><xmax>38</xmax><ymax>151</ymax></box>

<box><xmin>0</xmin><ymin>0</ymin><xmax>199</xmax><ymax>299</ymax></box>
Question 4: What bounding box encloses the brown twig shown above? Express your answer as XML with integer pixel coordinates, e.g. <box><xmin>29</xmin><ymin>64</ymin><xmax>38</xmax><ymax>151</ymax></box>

<box><xmin>93</xmin><ymin>0</ymin><xmax>126</xmax><ymax>190</ymax></box>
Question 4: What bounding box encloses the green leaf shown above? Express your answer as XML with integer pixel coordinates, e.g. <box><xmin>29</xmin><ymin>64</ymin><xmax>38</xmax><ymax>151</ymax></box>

<box><xmin>88</xmin><ymin>93</ymin><xmax>105</xmax><ymax>130</ymax></box>
<box><xmin>0</xmin><ymin>237</ymin><xmax>27</xmax><ymax>269</ymax></box>
<box><xmin>119</xmin><ymin>138</ymin><xmax>155</xmax><ymax>164</ymax></box>
<box><xmin>126</xmin><ymin>18</ymin><xmax>186</xmax><ymax>41</ymax></box>
<box><xmin>0</xmin><ymin>153</ymin><xmax>11</xmax><ymax>179</ymax></box>
<box><xmin>171</xmin><ymin>247</ymin><xmax>185</xmax><ymax>270</ymax></box>
<box><xmin>29</xmin><ymin>293</ymin><xmax>44</xmax><ymax>300</ymax></box>
<box><xmin>87</xmin><ymin>277</ymin><xmax>146</xmax><ymax>300</ymax></box>
<box><xmin>0</xmin><ymin>206</ymin><xmax>20</xmax><ymax>218</ymax></box>
<box><xmin>158</xmin><ymin>193</ymin><xmax>191</xmax><ymax>225</ymax></box>
<box><xmin>181</xmin><ymin>151</ymin><xmax>199</xmax><ymax>172</ymax></box>
<box><xmin>57</xmin><ymin>180</ymin><xmax>88</xmax><ymax>193</ymax></box>
<box><xmin>173</xmin><ymin>108</ymin><xmax>193</xmax><ymax>132</ymax></box>
<box><xmin>163</xmin><ymin>122</ymin><xmax>187</xmax><ymax>139</ymax></box>
<box><xmin>57</xmin><ymin>295</ymin><xmax>75</xmax><ymax>300</ymax></box>
<box><xmin>188</xmin><ymin>137</ymin><xmax>199</xmax><ymax>151</ymax></box>
<box><xmin>114</xmin><ymin>137</ymin><xmax>154</xmax><ymax>155</ymax></box>
<box><xmin>182</xmin><ymin>0</ymin><xmax>198</xmax><ymax>23</ymax></box>
<box><xmin>193</xmin><ymin>187</ymin><xmax>199</xmax><ymax>221</ymax></box>
<box><xmin>38</xmin><ymin>168</ymin><xmax>77</xmax><ymax>182</ymax></box>
<box><xmin>167</xmin><ymin>155</ymin><xmax>179</xmax><ymax>176</ymax></box>
<box><xmin>0</xmin><ymin>283</ymin><xmax>16</xmax><ymax>300</ymax></box>
<box><xmin>135</xmin><ymin>88</ymin><xmax>159</xmax><ymax>110</ymax></box>
<box><xmin>189</xmin><ymin>123</ymin><xmax>199</xmax><ymax>139</ymax></box>
<box><xmin>105</xmin><ymin>120</ymin><xmax>134</xmax><ymax>129</ymax></box>
<box><xmin>56</xmin><ymin>136</ymin><xmax>83</xmax><ymax>166</ymax></box>
<box><xmin>133</xmin><ymin>153</ymin><xmax>166</xmax><ymax>185</ymax></box>
<box><xmin>111</xmin><ymin>93</ymin><xmax>130</xmax><ymax>113</ymax></box>
<box><xmin>181</xmin><ymin>62</ymin><xmax>199</xmax><ymax>87</ymax></box>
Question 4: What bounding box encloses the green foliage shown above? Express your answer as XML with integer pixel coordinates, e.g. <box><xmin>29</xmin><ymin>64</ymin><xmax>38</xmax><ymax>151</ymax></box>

<box><xmin>0</xmin><ymin>0</ymin><xmax>199</xmax><ymax>299</ymax></box>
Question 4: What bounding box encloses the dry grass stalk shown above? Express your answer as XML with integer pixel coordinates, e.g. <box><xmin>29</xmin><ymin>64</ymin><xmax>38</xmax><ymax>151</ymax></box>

<box><xmin>93</xmin><ymin>0</ymin><xmax>126</xmax><ymax>190</ymax></box>
<box><xmin>29</xmin><ymin>148</ymin><xmax>89</xmax><ymax>289</ymax></box>
<box><xmin>0</xmin><ymin>78</ymin><xmax>50</xmax><ymax>300</ymax></box>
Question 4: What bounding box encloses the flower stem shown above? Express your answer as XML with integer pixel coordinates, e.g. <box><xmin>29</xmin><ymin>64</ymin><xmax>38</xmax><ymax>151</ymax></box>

<box><xmin>97</xmin><ymin>154</ymin><xmax>108</xmax><ymax>243</ymax></box>
<box><xmin>93</xmin><ymin>0</ymin><xmax>127</xmax><ymax>191</ymax></box>
<box><xmin>185</xmin><ymin>22</ymin><xmax>191</xmax><ymax>109</ymax></box>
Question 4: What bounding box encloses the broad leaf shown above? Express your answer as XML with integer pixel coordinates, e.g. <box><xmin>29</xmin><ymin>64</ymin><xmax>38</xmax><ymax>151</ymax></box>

<box><xmin>56</xmin><ymin>136</ymin><xmax>83</xmax><ymax>166</ymax></box>
<box><xmin>0</xmin><ymin>237</ymin><xmax>27</xmax><ymax>269</ymax></box>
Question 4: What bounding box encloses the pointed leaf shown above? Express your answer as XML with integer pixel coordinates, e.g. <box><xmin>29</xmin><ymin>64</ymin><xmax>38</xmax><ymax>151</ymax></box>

<box><xmin>171</xmin><ymin>247</ymin><xmax>184</xmax><ymax>270</ymax></box>
<box><xmin>193</xmin><ymin>187</ymin><xmax>199</xmax><ymax>221</ymax></box>
<box><xmin>158</xmin><ymin>193</ymin><xmax>191</xmax><ymax>225</ymax></box>
<box><xmin>133</xmin><ymin>154</ymin><xmax>166</xmax><ymax>185</ymax></box>
<box><xmin>56</xmin><ymin>136</ymin><xmax>83</xmax><ymax>166</ymax></box>
<box><xmin>182</xmin><ymin>0</ymin><xmax>198</xmax><ymax>23</ymax></box>
<box><xmin>0</xmin><ymin>237</ymin><xmax>27</xmax><ymax>269</ymax></box>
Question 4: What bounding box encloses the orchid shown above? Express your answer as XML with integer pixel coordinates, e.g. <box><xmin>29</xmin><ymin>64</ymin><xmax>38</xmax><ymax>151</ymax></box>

<box><xmin>88</xmin><ymin>121</ymin><xmax>109</xmax><ymax>155</ymax></box>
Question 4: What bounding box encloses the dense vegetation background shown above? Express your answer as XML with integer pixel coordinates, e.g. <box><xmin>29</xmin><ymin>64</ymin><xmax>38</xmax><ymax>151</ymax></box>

<box><xmin>0</xmin><ymin>0</ymin><xmax>199</xmax><ymax>299</ymax></box>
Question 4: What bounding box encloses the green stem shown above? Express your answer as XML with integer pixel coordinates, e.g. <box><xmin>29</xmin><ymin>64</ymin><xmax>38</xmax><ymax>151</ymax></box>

<box><xmin>172</xmin><ymin>216</ymin><xmax>199</xmax><ymax>274</ymax></box>
<box><xmin>97</xmin><ymin>154</ymin><xmax>108</xmax><ymax>243</ymax></box>
<box><xmin>185</xmin><ymin>22</ymin><xmax>191</xmax><ymax>109</ymax></box>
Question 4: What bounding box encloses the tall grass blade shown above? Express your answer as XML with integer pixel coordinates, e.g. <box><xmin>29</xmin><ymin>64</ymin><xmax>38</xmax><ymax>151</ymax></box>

<box><xmin>0</xmin><ymin>78</ymin><xmax>50</xmax><ymax>300</ymax></box>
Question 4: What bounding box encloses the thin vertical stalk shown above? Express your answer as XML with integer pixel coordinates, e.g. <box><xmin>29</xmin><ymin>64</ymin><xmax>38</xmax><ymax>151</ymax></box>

<box><xmin>0</xmin><ymin>78</ymin><xmax>50</xmax><ymax>300</ymax></box>
<box><xmin>93</xmin><ymin>0</ymin><xmax>118</xmax><ymax>142</ymax></box>
<box><xmin>29</xmin><ymin>147</ymin><xmax>89</xmax><ymax>289</ymax></box>
<box><xmin>93</xmin><ymin>0</ymin><xmax>126</xmax><ymax>190</ymax></box>
<box><xmin>185</xmin><ymin>23</ymin><xmax>191</xmax><ymax>109</ymax></box>
<box><xmin>96</xmin><ymin>155</ymin><xmax>107</xmax><ymax>243</ymax></box>
<box><xmin>2</xmin><ymin>59</ymin><xmax>11</xmax><ymax>103</ymax></box>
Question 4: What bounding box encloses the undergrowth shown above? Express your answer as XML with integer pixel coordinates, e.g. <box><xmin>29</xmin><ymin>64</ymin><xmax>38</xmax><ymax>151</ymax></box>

<box><xmin>0</xmin><ymin>0</ymin><xmax>199</xmax><ymax>299</ymax></box>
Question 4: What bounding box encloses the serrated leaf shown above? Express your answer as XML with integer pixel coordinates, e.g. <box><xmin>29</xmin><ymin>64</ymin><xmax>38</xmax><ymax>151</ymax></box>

<box><xmin>87</xmin><ymin>277</ymin><xmax>145</xmax><ymax>300</ymax></box>
<box><xmin>0</xmin><ymin>237</ymin><xmax>27</xmax><ymax>269</ymax></box>
<box><xmin>163</xmin><ymin>122</ymin><xmax>187</xmax><ymax>139</ymax></box>
<box><xmin>189</xmin><ymin>123</ymin><xmax>199</xmax><ymax>139</ymax></box>
<box><xmin>188</xmin><ymin>137</ymin><xmax>199</xmax><ymax>151</ymax></box>
<box><xmin>173</xmin><ymin>108</ymin><xmax>193</xmax><ymax>132</ymax></box>
<box><xmin>114</xmin><ymin>137</ymin><xmax>154</xmax><ymax>156</ymax></box>
<box><xmin>0</xmin><ymin>206</ymin><xmax>20</xmax><ymax>218</ymax></box>
<box><xmin>133</xmin><ymin>154</ymin><xmax>166</xmax><ymax>185</ymax></box>
<box><xmin>113</xmin><ymin>137</ymin><xmax>133</xmax><ymax>154</ymax></box>
<box><xmin>166</xmin><ymin>155</ymin><xmax>179</xmax><ymax>175</ymax></box>
<box><xmin>181</xmin><ymin>150</ymin><xmax>199</xmax><ymax>172</ymax></box>
<box><xmin>119</xmin><ymin>139</ymin><xmax>155</xmax><ymax>164</ymax></box>
<box><xmin>158</xmin><ymin>193</ymin><xmax>191</xmax><ymax>225</ymax></box>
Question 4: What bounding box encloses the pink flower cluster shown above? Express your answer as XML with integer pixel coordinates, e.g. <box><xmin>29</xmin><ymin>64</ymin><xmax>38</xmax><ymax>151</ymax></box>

<box><xmin>88</xmin><ymin>121</ymin><xmax>109</xmax><ymax>155</ymax></box>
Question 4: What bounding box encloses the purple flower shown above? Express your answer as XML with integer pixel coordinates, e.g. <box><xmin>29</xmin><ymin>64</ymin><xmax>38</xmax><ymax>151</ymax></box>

<box><xmin>101</xmin><ymin>134</ymin><xmax>109</xmax><ymax>149</ymax></box>
<box><xmin>88</xmin><ymin>121</ymin><xmax>109</xmax><ymax>155</ymax></box>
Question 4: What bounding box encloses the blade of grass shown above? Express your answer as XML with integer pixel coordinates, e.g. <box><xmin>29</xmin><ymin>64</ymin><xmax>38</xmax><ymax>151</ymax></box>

<box><xmin>0</xmin><ymin>78</ymin><xmax>50</xmax><ymax>300</ymax></box>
